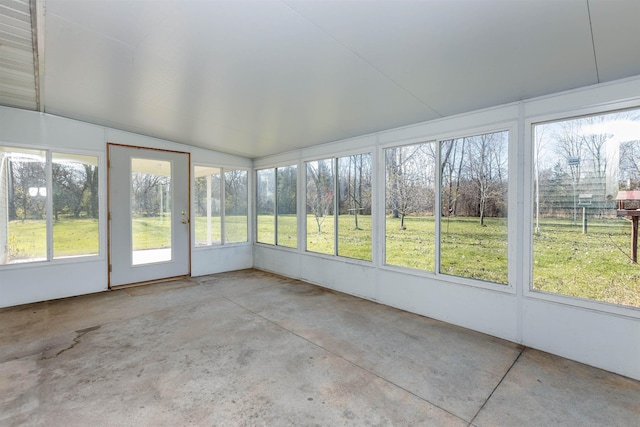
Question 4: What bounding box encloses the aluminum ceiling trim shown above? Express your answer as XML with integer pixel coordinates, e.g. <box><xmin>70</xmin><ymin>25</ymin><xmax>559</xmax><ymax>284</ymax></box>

<box><xmin>0</xmin><ymin>0</ymin><xmax>38</xmax><ymax>110</ymax></box>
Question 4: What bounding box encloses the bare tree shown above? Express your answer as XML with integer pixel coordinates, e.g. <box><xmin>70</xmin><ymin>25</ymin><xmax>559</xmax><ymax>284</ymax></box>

<box><xmin>339</xmin><ymin>153</ymin><xmax>372</xmax><ymax>230</ymax></box>
<box><xmin>306</xmin><ymin>159</ymin><xmax>334</xmax><ymax>233</ymax></box>
<box><xmin>386</xmin><ymin>143</ymin><xmax>434</xmax><ymax>229</ymax></box>
<box><xmin>466</xmin><ymin>132</ymin><xmax>508</xmax><ymax>226</ymax></box>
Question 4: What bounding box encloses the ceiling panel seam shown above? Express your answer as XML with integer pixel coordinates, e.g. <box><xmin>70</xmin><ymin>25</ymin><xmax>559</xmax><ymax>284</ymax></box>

<box><xmin>281</xmin><ymin>0</ymin><xmax>443</xmax><ymax>119</ymax></box>
<box><xmin>586</xmin><ymin>0</ymin><xmax>600</xmax><ymax>83</ymax></box>
<box><xmin>31</xmin><ymin>0</ymin><xmax>43</xmax><ymax>111</ymax></box>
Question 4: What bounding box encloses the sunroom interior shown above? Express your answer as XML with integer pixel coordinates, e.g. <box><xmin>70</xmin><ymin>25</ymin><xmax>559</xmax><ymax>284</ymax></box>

<box><xmin>1</xmin><ymin>0</ymin><xmax>640</xmax><ymax>403</ymax></box>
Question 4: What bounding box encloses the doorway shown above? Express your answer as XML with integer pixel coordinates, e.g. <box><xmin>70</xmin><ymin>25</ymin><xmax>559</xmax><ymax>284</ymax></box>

<box><xmin>108</xmin><ymin>144</ymin><xmax>190</xmax><ymax>287</ymax></box>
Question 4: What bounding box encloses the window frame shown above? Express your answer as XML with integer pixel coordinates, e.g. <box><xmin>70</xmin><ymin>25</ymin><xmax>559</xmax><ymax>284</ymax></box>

<box><xmin>303</xmin><ymin>150</ymin><xmax>375</xmax><ymax>263</ymax></box>
<box><xmin>255</xmin><ymin>164</ymin><xmax>299</xmax><ymax>248</ymax></box>
<box><xmin>0</xmin><ymin>143</ymin><xmax>104</xmax><ymax>268</ymax></box>
<box><xmin>192</xmin><ymin>163</ymin><xmax>249</xmax><ymax>248</ymax></box>
<box><xmin>379</xmin><ymin>123</ymin><xmax>517</xmax><ymax>293</ymax></box>
<box><xmin>525</xmin><ymin>103</ymin><xmax>640</xmax><ymax>317</ymax></box>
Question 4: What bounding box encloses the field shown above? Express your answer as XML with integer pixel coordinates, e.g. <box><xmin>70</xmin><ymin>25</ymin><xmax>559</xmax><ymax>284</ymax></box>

<box><xmin>6</xmin><ymin>214</ymin><xmax>640</xmax><ymax>308</ymax></box>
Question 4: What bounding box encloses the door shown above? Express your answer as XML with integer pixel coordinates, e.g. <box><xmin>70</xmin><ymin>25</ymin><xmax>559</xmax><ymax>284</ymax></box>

<box><xmin>108</xmin><ymin>144</ymin><xmax>190</xmax><ymax>287</ymax></box>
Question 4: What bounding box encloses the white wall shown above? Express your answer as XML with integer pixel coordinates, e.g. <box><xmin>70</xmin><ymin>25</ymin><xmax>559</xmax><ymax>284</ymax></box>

<box><xmin>254</xmin><ymin>76</ymin><xmax>640</xmax><ymax>380</ymax></box>
<box><xmin>0</xmin><ymin>107</ymin><xmax>252</xmax><ymax>307</ymax></box>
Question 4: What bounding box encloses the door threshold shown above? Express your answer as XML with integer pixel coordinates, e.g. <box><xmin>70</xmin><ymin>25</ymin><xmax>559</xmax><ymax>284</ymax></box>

<box><xmin>110</xmin><ymin>274</ymin><xmax>190</xmax><ymax>290</ymax></box>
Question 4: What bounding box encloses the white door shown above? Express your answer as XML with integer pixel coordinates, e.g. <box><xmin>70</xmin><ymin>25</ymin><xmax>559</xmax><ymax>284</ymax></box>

<box><xmin>109</xmin><ymin>144</ymin><xmax>190</xmax><ymax>287</ymax></box>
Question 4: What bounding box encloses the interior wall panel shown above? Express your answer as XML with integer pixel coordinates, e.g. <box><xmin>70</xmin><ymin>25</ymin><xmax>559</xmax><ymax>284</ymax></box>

<box><xmin>0</xmin><ymin>107</ymin><xmax>252</xmax><ymax>308</ymax></box>
<box><xmin>253</xmin><ymin>76</ymin><xmax>640</xmax><ymax>381</ymax></box>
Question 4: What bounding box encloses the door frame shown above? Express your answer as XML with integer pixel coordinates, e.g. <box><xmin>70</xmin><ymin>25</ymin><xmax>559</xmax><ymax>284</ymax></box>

<box><xmin>107</xmin><ymin>143</ymin><xmax>191</xmax><ymax>289</ymax></box>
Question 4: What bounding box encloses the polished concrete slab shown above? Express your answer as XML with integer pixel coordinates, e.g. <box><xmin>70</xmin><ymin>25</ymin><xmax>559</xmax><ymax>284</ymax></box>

<box><xmin>1</xmin><ymin>269</ymin><xmax>639</xmax><ymax>426</ymax></box>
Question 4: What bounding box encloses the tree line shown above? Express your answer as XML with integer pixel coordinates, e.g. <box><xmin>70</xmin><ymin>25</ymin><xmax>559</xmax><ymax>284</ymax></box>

<box><xmin>6</xmin><ymin>154</ymin><xmax>99</xmax><ymax>222</ymax></box>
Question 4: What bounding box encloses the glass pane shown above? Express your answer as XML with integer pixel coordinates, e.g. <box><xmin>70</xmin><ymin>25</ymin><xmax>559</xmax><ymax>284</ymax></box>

<box><xmin>194</xmin><ymin>166</ymin><xmax>221</xmax><ymax>246</ymax></box>
<box><xmin>0</xmin><ymin>147</ymin><xmax>47</xmax><ymax>264</ymax></box>
<box><xmin>52</xmin><ymin>153</ymin><xmax>99</xmax><ymax>259</ymax></box>
<box><xmin>131</xmin><ymin>158</ymin><xmax>172</xmax><ymax>265</ymax></box>
<box><xmin>337</xmin><ymin>153</ymin><xmax>372</xmax><ymax>261</ymax></box>
<box><xmin>533</xmin><ymin>109</ymin><xmax>640</xmax><ymax>308</ymax></box>
<box><xmin>440</xmin><ymin>131</ymin><xmax>509</xmax><ymax>284</ymax></box>
<box><xmin>257</xmin><ymin>168</ymin><xmax>275</xmax><ymax>244</ymax></box>
<box><xmin>225</xmin><ymin>169</ymin><xmax>248</xmax><ymax>243</ymax></box>
<box><xmin>277</xmin><ymin>165</ymin><xmax>297</xmax><ymax>248</ymax></box>
<box><xmin>306</xmin><ymin>159</ymin><xmax>335</xmax><ymax>255</ymax></box>
<box><xmin>385</xmin><ymin>143</ymin><xmax>436</xmax><ymax>271</ymax></box>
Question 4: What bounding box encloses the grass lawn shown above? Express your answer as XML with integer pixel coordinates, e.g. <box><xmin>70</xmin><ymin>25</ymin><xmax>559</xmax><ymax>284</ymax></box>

<box><xmin>533</xmin><ymin>217</ymin><xmax>640</xmax><ymax>307</ymax></box>
<box><xmin>7</xmin><ymin>214</ymin><xmax>640</xmax><ymax>308</ymax></box>
<box><xmin>8</xmin><ymin>218</ymin><xmax>99</xmax><ymax>261</ymax></box>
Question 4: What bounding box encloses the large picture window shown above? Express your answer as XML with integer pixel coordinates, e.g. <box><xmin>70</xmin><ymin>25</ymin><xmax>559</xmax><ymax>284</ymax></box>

<box><xmin>0</xmin><ymin>147</ymin><xmax>100</xmax><ymax>265</ymax></box>
<box><xmin>533</xmin><ymin>109</ymin><xmax>640</xmax><ymax>308</ymax></box>
<box><xmin>383</xmin><ymin>130</ymin><xmax>509</xmax><ymax>285</ymax></box>
<box><xmin>256</xmin><ymin>165</ymin><xmax>297</xmax><ymax>247</ymax></box>
<box><xmin>194</xmin><ymin>166</ymin><xmax>248</xmax><ymax>246</ymax></box>
<box><xmin>305</xmin><ymin>153</ymin><xmax>372</xmax><ymax>261</ymax></box>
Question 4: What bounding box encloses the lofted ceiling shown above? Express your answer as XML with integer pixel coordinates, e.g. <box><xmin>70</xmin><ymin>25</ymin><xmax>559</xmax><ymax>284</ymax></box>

<box><xmin>1</xmin><ymin>0</ymin><xmax>639</xmax><ymax>159</ymax></box>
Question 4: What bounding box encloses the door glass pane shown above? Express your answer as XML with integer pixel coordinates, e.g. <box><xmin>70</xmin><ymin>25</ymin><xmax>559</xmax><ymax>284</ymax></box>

<box><xmin>194</xmin><ymin>166</ymin><xmax>221</xmax><ymax>246</ymax></box>
<box><xmin>0</xmin><ymin>147</ymin><xmax>47</xmax><ymax>264</ymax></box>
<box><xmin>131</xmin><ymin>158</ymin><xmax>172</xmax><ymax>265</ymax></box>
<box><xmin>225</xmin><ymin>169</ymin><xmax>248</xmax><ymax>244</ymax></box>
<box><xmin>440</xmin><ymin>130</ymin><xmax>509</xmax><ymax>284</ymax></box>
<box><xmin>53</xmin><ymin>153</ymin><xmax>100</xmax><ymax>259</ymax></box>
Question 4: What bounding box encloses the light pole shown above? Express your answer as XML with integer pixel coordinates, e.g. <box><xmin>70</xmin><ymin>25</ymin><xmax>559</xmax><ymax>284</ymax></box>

<box><xmin>568</xmin><ymin>156</ymin><xmax>580</xmax><ymax>225</ymax></box>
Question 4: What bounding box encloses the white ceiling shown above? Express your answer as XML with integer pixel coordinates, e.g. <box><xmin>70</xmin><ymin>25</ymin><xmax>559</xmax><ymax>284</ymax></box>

<box><xmin>2</xmin><ymin>0</ymin><xmax>640</xmax><ymax>159</ymax></box>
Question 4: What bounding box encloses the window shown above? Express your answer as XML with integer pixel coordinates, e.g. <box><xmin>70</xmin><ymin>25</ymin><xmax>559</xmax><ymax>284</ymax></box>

<box><xmin>0</xmin><ymin>147</ymin><xmax>100</xmax><ymax>265</ymax></box>
<box><xmin>305</xmin><ymin>153</ymin><xmax>372</xmax><ymax>261</ymax></box>
<box><xmin>276</xmin><ymin>165</ymin><xmax>297</xmax><ymax>248</ymax></box>
<box><xmin>194</xmin><ymin>167</ymin><xmax>222</xmax><ymax>246</ymax></box>
<box><xmin>306</xmin><ymin>159</ymin><xmax>335</xmax><ymax>255</ymax></box>
<box><xmin>337</xmin><ymin>153</ymin><xmax>372</xmax><ymax>261</ymax></box>
<box><xmin>256</xmin><ymin>165</ymin><xmax>297</xmax><ymax>247</ymax></box>
<box><xmin>533</xmin><ymin>108</ymin><xmax>640</xmax><ymax>308</ymax></box>
<box><xmin>385</xmin><ymin>142</ymin><xmax>436</xmax><ymax>271</ymax></box>
<box><xmin>440</xmin><ymin>131</ymin><xmax>509</xmax><ymax>284</ymax></box>
<box><xmin>224</xmin><ymin>169</ymin><xmax>248</xmax><ymax>244</ymax></box>
<box><xmin>383</xmin><ymin>130</ymin><xmax>509</xmax><ymax>284</ymax></box>
<box><xmin>194</xmin><ymin>166</ymin><xmax>247</xmax><ymax>246</ymax></box>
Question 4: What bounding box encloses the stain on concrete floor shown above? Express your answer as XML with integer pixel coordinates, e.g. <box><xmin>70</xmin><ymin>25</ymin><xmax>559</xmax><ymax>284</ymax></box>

<box><xmin>1</xmin><ymin>269</ymin><xmax>639</xmax><ymax>426</ymax></box>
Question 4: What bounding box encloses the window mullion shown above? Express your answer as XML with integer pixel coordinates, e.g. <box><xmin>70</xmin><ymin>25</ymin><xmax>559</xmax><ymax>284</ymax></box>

<box><xmin>333</xmin><ymin>158</ymin><xmax>339</xmax><ymax>256</ymax></box>
<box><xmin>46</xmin><ymin>151</ymin><xmax>53</xmax><ymax>261</ymax></box>
<box><xmin>220</xmin><ymin>169</ymin><xmax>226</xmax><ymax>245</ymax></box>
<box><xmin>434</xmin><ymin>141</ymin><xmax>442</xmax><ymax>274</ymax></box>
<box><xmin>274</xmin><ymin>168</ymin><xmax>278</xmax><ymax>246</ymax></box>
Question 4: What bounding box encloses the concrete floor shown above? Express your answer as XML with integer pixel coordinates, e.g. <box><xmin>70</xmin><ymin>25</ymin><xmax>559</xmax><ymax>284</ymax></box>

<box><xmin>1</xmin><ymin>269</ymin><xmax>639</xmax><ymax>426</ymax></box>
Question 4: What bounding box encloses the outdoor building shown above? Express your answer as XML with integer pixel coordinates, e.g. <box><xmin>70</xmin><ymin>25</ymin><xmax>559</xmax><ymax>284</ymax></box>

<box><xmin>1</xmin><ymin>0</ymin><xmax>639</xmax><ymax>424</ymax></box>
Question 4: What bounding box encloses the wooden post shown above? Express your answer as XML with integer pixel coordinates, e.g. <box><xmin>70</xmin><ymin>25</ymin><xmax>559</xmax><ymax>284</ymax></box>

<box><xmin>582</xmin><ymin>207</ymin><xmax>587</xmax><ymax>234</ymax></box>
<box><xmin>632</xmin><ymin>216</ymin><xmax>638</xmax><ymax>264</ymax></box>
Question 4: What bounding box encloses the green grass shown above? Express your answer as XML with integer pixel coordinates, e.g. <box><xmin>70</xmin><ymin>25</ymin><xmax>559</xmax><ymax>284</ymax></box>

<box><xmin>7</xmin><ymin>214</ymin><xmax>640</xmax><ymax>308</ymax></box>
<box><xmin>131</xmin><ymin>216</ymin><xmax>171</xmax><ymax>250</ymax></box>
<box><xmin>8</xmin><ymin>218</ymin><xmax>99</xmax><ymax>261</ymax></box>
<box><xmin>533</xmin><ymin>217</ymin><xmax>640</xmax><ymax>307</ymax></box>
<box><xmin>194</xmin><ymin>215</ymin><xmax>222</xmax><ymax>245</ymax></box>
<box><xmin>385</xmin><ymin>215</ymin><xmax>508</xmax><ymax>283</ymax></box>
<box><xmin>440</xmin><ymin>216</ymin><xmax>508</xmax><ymax>284</ymax></box>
